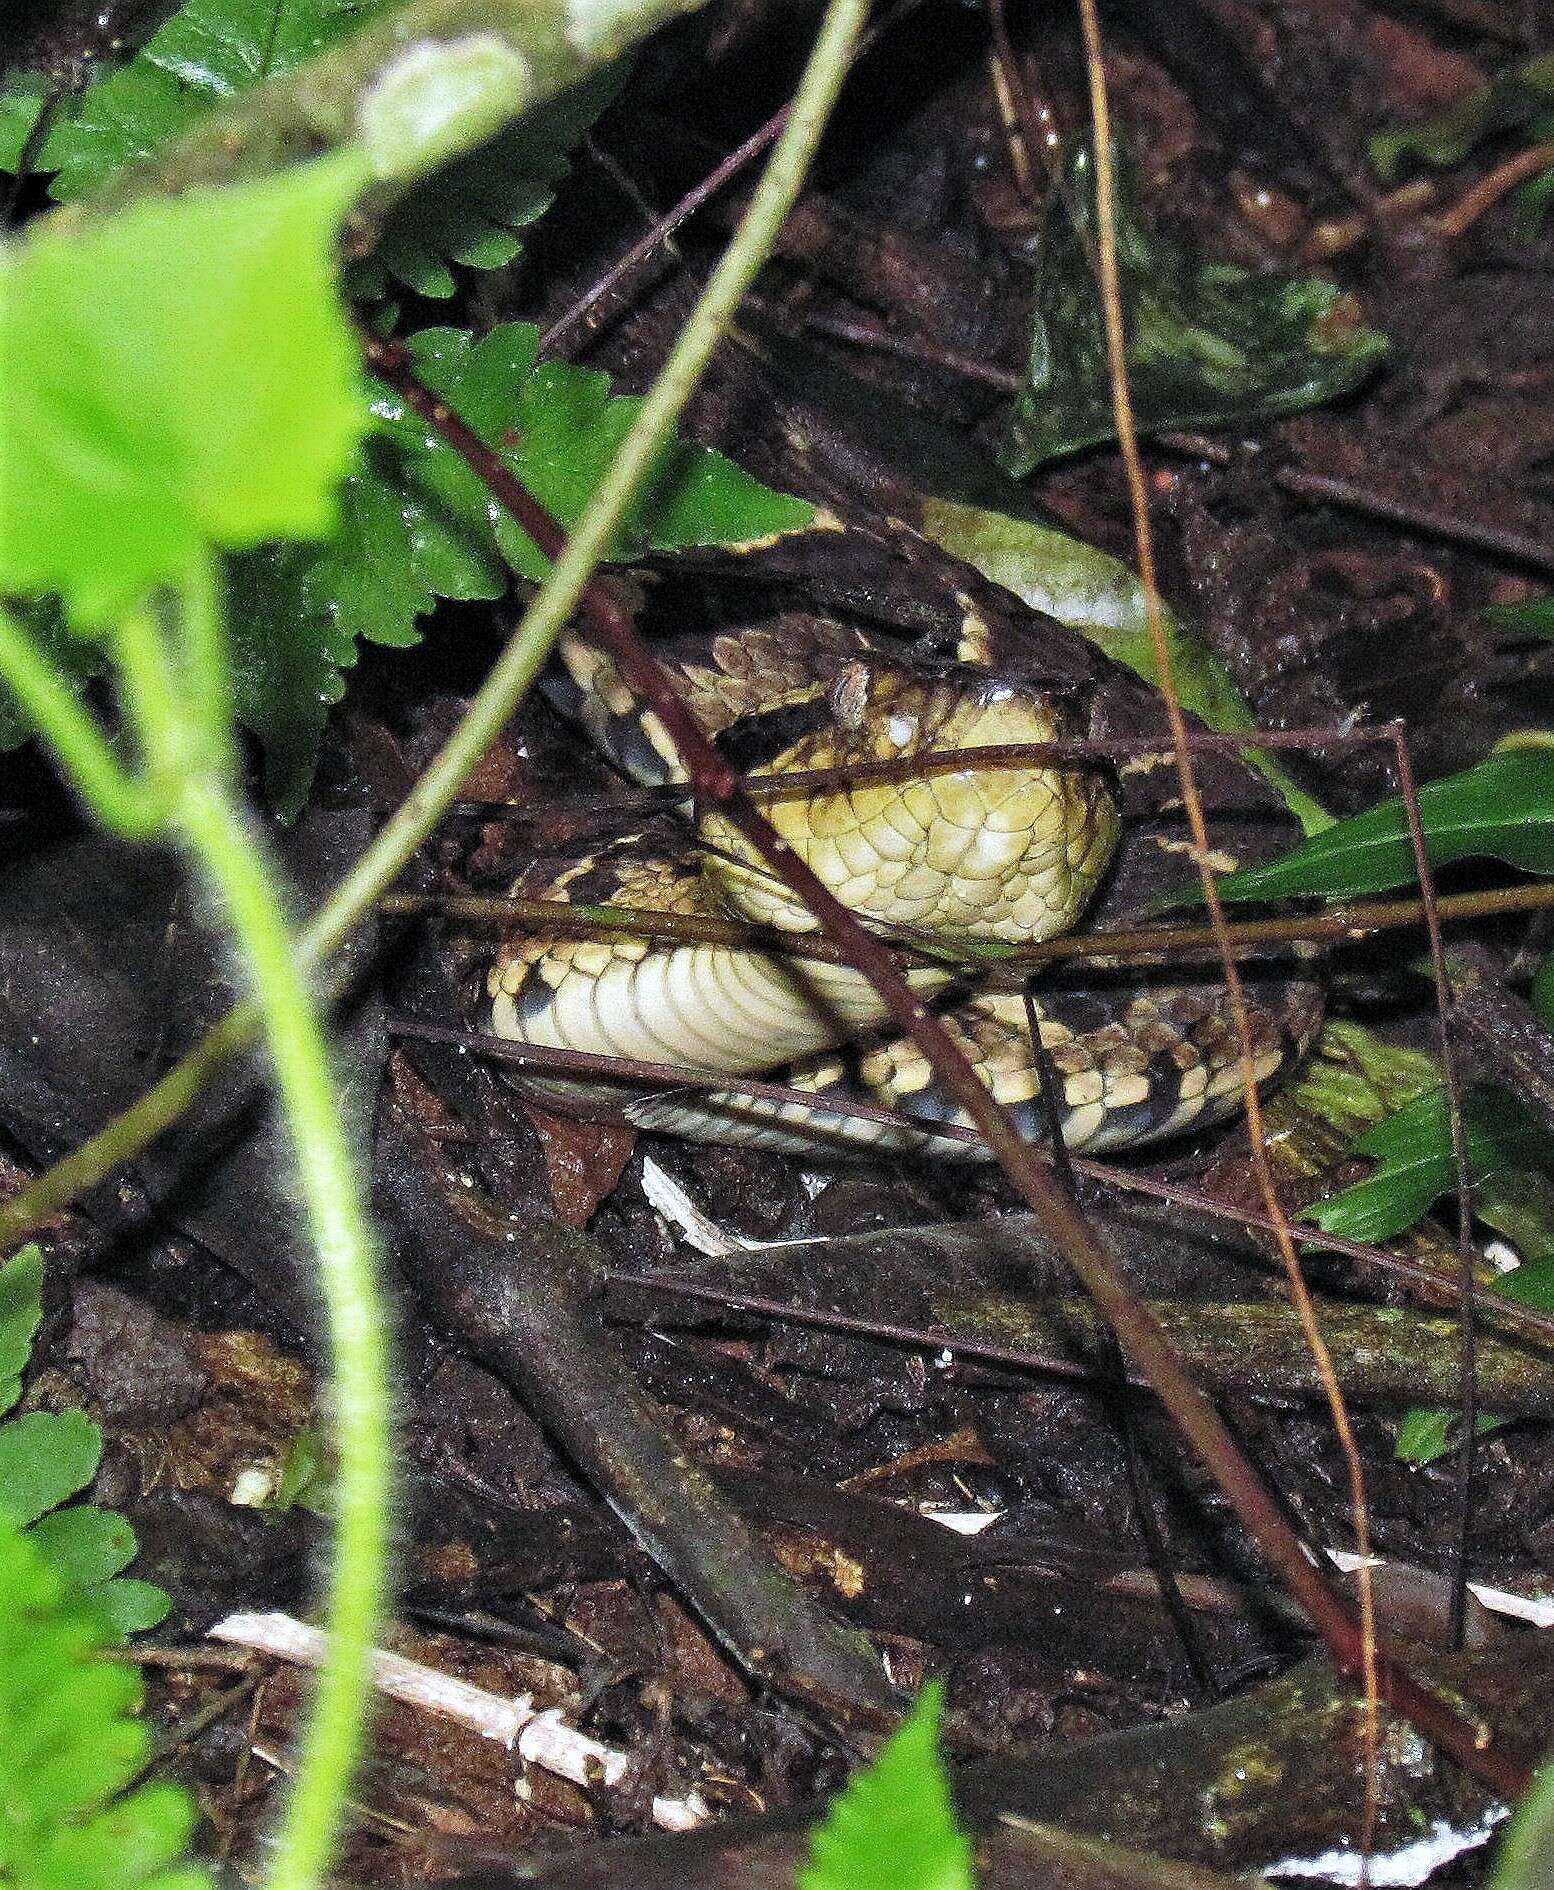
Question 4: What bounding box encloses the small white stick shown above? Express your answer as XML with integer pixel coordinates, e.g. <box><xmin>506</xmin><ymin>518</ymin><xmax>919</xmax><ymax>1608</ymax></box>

<box><xmin>209</xmin><ymin>1611</ymin><xmax>709</xmax><ymax>1831</ymax></box>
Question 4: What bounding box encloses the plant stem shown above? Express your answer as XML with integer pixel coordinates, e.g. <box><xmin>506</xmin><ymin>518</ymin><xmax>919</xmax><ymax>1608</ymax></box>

<box><xmin>0</xmin><ymin>605</ymin><xmax>158</xmax><ymax>836</ymax></box>
<box><xmin>175</xmin><ymin>776</ymin><xmax>388</xmax><ymax>1890</ymax></box>
<box><xmin>122</xmin><ymin>563</ymin><xmax>387</xmax><ymax>1890</ymax></box>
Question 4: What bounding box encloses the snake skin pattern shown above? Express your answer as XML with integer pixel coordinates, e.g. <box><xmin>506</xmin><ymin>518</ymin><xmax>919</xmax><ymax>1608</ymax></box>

<box><xmin>478</xmin><ymin>591</ymin><xmax>1322</xmax><ymax>1160</ymax></box>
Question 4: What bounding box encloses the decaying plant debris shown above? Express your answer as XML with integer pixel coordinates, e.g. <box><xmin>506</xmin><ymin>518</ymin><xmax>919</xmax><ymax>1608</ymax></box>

<box><xmin>7</xmin><ymin>0</ymin><xmax>1554</xmax><ymax>1882</ymax></box>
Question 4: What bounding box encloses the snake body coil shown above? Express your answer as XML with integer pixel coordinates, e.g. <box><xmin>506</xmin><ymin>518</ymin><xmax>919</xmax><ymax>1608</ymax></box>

<box><xmin>478</xmin><ymin>570</ymin><xmax>1322</xmax><ymax>1160</ymax></box>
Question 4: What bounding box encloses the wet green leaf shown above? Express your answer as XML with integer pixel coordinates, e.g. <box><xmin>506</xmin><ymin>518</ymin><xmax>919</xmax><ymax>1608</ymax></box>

<box><xmin>1394</xmin><ymin>1407</ymin><xmax>1504</xmax><ymax>1468</ymax></box>
<box><xmin>997</xmin><ymin>142</ymin><xmax>1387</xmax><ymax>473</ymax></box>
<box><xmin>0</xmin><ymin>0</ymin><xmax>617</xmax><ymax>301</ymax></box>
<box><xmin>0</xmin><ymin>150</ymin><xmax>368</xmax><ymax>623</ymax></box>
<box><xmin>1214</xmin><ymin>751</ymin><xmax>1554</xmax><ymax>904</ymax></box>
<box><xmin>1304</xmin><ymin>1083</ymin><xmax>1554</xmax><ymax>1246</ymax></box>
<box><xmin>1483</xmin><ymin>596</ymin><xmax>1554</xmax><ymax>641</ymax></box>
<box><xmin>234</xmin><ymin>322</ymin><xmax>814</xmax><ymax>813</ymax></box>
<box><xmin>920</xmin><ymin>494</ymin><xmax>1331</xmax><ymax>834</ymax></box>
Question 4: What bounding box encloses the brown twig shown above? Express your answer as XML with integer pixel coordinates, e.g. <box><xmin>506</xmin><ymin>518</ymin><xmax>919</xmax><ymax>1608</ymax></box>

<box><xmin>1274</xmin><ymin>465</ymin><xmax>1554</xmax><ymax>579</ymax></box>
<box><xmin>383</xmin><ymin>876</ymin><xmax>1554</xmax><ymax>976</ymax></box>
<box><xmin>364</xmin><ymin>323</ymin><xmax>1529</xmax><ymax>1796</ymax></box>
<box><xmin>1390</xmin><ymin>728</ymin><xmax>1479</xmax><ymax>1651</ymax></box>
<box><xmin>1433</xmin><ymin>138</ymin><xmax>1554</xmax><ymax>239</ymax></box>
<box><xmin>1072</xmin><ymin>0</ymin><xmax>1392</xmax><ymax>1818</ymax></box>
<box><xmin>392</xmin><ymin>1019</ymin><xmax>1554</xmax><ymax>1352</ymax></box>
<box><xmin>541</xmin><ymin>112</ymin><xmax>790</xmax><ymax>357</ymax></box>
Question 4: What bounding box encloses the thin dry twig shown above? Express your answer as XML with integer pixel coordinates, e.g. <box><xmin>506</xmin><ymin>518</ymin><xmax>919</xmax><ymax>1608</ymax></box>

<box><xmin>383</xmin><ymin>875</ymin><xmax>1554</xmax><ymax>977</ymax></box>
<box><xmin>1071</xmin><ymin>0</ymin><xmax>1384</xmax><ymax>1831</ymax></box>
<box><xmin>1390</xmin><ymin>728</ymin><xmax>1479</xmax><ymax>1651</ymax></box>
<box><xmin>1433</xmin><ymin>138</ymin><xmax>1554</xmax><ymax>239</ymax></box>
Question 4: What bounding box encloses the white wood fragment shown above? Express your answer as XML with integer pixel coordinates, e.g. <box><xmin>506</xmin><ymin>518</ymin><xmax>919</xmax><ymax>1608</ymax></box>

<box><xmin>209</xmin><ymin>1611</ymin><xmax>708</xmax><ymax>1831</ymax></box>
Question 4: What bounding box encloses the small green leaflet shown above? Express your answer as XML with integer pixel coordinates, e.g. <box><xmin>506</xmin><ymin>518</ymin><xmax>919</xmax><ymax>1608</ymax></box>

<box><xmin>232</xmin><ymin>323</ymin><xmax>815</xmax><ymax>812</ymax></box>
<box><xmin>1304</xmin><ymin>1083</ymin><xmax>1554</xmax><ymax>1246</ymax></box>
<box><xmin>0</xmin><ymin>1512</ymin><xmax>206</xmax><ymax>1890</ymax></box>
<box><xmin>0</xmin><ymin>1249</ymin><xmax>168</xmax><ymax>1639</ymax></box>
<box><xmin>0</xmin><ymin>149</ymin><xmax>368</xmax><ymax>624</ymax></box>
<box><xmin>800</xmin><ymin>1682</ymin><xmax>974</xmax><ymax>1890</ymax></box>
<box><xmin>0</xmin><ymin>0</ymin><xmax>621</xmax><ymax>298</ymax></box>
<box><xmin>1213</xmin><ymin>750</ymin><xmax>1554</xmax><ymax>904</ymax></box>
<box><xmin>1371</xmin><ymin>52</ymin><xmax>1554</xmax><ymax>183</ymax></box>
<box><xmin>997</xmin><ymin>143</ymin><xmax>1387</xmax><ymax>474</ymax></box>
<box><xmin>1394</xmin><ymin>1408</ymin><xmax>1504</xmax><ymax>1469</ymax></box>
<box><xmin>1483</xmin><ymin>596</ymin><xmax>1554</xmax><ymax>641</ymax></box>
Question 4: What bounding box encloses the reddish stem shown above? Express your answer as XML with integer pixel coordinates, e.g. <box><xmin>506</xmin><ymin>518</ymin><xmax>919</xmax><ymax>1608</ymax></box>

<box><xmin>363</xmin><ymin>333</ymin><xmax>1532</xmax><ymax>1800</ymax></box>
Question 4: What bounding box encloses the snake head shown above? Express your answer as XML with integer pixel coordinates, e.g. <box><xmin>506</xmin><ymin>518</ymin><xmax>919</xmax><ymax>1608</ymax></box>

<box><xmin>700</xmin><ymin>663</ymin><xmax>1119</xmax><ymax>945</ymax></box>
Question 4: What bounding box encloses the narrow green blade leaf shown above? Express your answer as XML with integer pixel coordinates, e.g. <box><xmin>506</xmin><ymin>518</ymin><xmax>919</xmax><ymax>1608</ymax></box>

<box><xmin>998</xmin><ymin>142</ymin><xmax>1387</xmax><ymax>474</ymax></box>
<box><xmin>1483</xmin><ymin>597</ymin><xmax>1554</xmax><ymax>641</ymax></box>
<box><xmin>1215</xmin><ymin>751</ymin><xmax>1554</xmax><ymax>904</ymax></box>
<box><xmin>0</xmin><ymin>151</ymin><xmax>369</xmax><ymax>623</ymax></box>
<box><xmin>801</xmin><ymin>1683</ymin><xmax>973</xmax><ymax>1890</ymax></box>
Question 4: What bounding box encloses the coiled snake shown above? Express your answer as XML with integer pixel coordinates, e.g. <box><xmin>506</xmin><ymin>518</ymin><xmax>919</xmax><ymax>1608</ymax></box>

<box><xmin>477</xmin><ymin>534</ymin><xmax>1323</xmax><ymax>1160</ymax></box>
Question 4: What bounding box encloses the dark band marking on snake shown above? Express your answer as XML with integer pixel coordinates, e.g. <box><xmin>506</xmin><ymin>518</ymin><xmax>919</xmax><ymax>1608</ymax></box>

<box><xmin>472</xmin><ymin>558</ymin><xmax>1323</xmax><ymax>1160</ymax></box>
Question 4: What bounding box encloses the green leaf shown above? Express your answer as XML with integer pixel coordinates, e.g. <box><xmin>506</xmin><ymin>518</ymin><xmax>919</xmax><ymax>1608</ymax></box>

<box><xmin>1533</xmin><ymin>948</ymin><xmax>1554</xmax><ymax>1031</ymax></box>
<box><xmin>234</xmin><ymin>322</ymin><xmax>815</xmax><ymax>812</ymax></box>
<box><xmin>1304</xmin><ymin>1083</ymin><xmax>1554</xmax><ymax>1246</ymax></box>
<box><xmin>1495</xmin><ymin>1750</ymin><xmax>1554</xmax><ymax>1890</ymax></box>
<box><xmin>1214</xmin><ymin>750</ymin><xmax>1554</xmax><ymax>904</ymax></box>
<box><xmin>0</xmin><ymin>0</ymin><xmax>620</xmax><ymax>300</ymax></box>
<box><xmin>349</xmin><ymin>68</ymin><xmax>625</xmax><ymax>297</ymax></box>
<box><xmin>28</xmin><ymin>1507</ymin><xmax>141</xmax><ymax>1593</ymax></box>
<box><xmin>1370</xmin><ymin>52</ymin><xmax>1554</xmax><ymax>183</ymax></box>
<box><xmin>98</xmin><ymin>1580</ymin><xmax>173</xmax><ymax>1640</ymax></box>
<box><xmin>1394</xmin><ymin>1407</ymin><xmax>1505</xmax><ymax>1468</ymax></box>
<box><xmin>997</xmin><ymin>142</ymin><xmax>1388</xmax><ymax>474</ymax></box>
<box><xmin>800</xmin><ymin>1682</ymin><xmax>973</xmax><ymax>1890</ymax></box>
<box><xmin>0</xmin><ymin>150</ymin><xmax>369</xmax><ymax>623</ymax></box>
<box><xmin>1497</xmin><ymin>1250</ymin><xmax>1554</xmax><ymax>1309</ymax></box>
<box><xmin>1483</xmin><ymin>596</ymin><xmax>1554</xmax><ymax>641</ymax></box>
<box><xmin>0</xmin><ymin>1411</ymin><xmax>102</xmax><ymax>1527</ymax></box>
<box><xmin>0</xmin><ymin>1246</ymin><xmax>45</xmax><ymax>1420</ymax></box>
<box><xmin>0</xmin><ymin>0</ymin><xmax>376</xmax><ymax>196</ymax></box>
<box><xmin>918</xmin><ymin>494</ymin><xmax>1331</xmax><ymax>836</ymax></box>
<box><xmin>0</xmin><ymin>1511</ymin><xmax>207</xmax><ymax>1889</ymax></box>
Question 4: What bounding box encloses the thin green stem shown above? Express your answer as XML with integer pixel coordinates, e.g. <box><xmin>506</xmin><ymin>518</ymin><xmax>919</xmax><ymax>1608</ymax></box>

<box><xmin>178</xmin><ymin>552</ymin><xmax>237</xmax><ymax>765</ymax></box>
<box><xmin>174</xmin><ymin>777</ymin><xmax>388</xmax><ymax>1890</ymax></box>
<box><xmin>0</xmin><ymin>0</ymin><xmax>868</xmax><ymax>1255</ymax></box>
<box><xmin>0</xmin><ymin>605</ymin><xmax>158</xmax><ymax>835</ymax></box>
